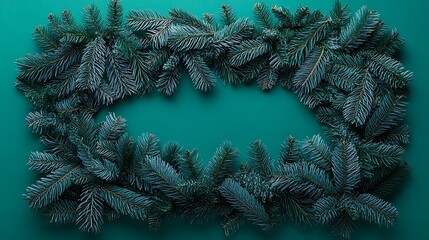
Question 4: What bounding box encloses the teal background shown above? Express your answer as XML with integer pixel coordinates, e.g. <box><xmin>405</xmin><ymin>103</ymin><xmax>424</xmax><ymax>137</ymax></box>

<box><xmin>0</xmin><ymin>0</ymin><xmax>428</xmax><ymax>239</ymax></box>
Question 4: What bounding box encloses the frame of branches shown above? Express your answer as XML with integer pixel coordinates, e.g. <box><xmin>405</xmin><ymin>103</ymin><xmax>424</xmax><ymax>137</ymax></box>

<box><xmin>17</xmin><ymin>0</ymin><xmax>411</xmax><ymax>238</ymax></box>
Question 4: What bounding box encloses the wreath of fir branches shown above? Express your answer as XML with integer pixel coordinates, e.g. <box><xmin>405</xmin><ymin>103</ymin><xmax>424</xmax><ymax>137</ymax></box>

<box><xmin>16</xmin><ymin>0</ymin><xmax>412</xmax><ymax>238</ymax></box>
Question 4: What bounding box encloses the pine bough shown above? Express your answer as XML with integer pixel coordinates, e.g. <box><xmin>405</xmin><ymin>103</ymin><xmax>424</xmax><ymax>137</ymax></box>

<box><xmin>17</xmin><ymin>0</ymin><xmax>412</xmax><ymax>238</ymax></box>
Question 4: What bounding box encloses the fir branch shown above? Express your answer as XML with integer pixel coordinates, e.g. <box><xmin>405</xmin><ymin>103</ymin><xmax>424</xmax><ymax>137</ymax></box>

<box><xmin>180</xmin><ymin>149</ymin><xmax>202</xmax><ymax>180</ymax></box>
<box><xmin>229</xmin><ymin>39</ymin><xmax>272</xmax><ymax>67</ymax></box>
<box><xmin>253</xmin><ymin>3</ymin><xmax>273</xmax><ymax>29</ymax></box>
<box><xmin>28</xmin><ymin>152</ymin><xmax>69</xmax><ymax>173</ymax></box>
<box><xmin>168</xmin><ymin>25</ymin><xmax>213</xmax><ymax>52</ymax></box>
<box><xmin>219</xmin><ymin>178</ymin><xmax>271</xmax><ymax>229</ymax></box>
<box><xmin>368</xmin><ymin>53</ymin><xmax>412</xmax><ymax>88</ymax></box>
<box><xmin>332</xmin><ymin>141</ymin><xmax>360</xmax><ymax>194</ymax></box>
<box><xmin>249</xmin><ymin>140</ymin><xmax>273</xmax><ymax>178</ymax></box>
<box><xmin>143</xmin><ymin>156</ymin><xmax>189</xmax><ymax>204</ymax></box>
<box><xmin>107</xmin><ymin>0</ymin><xmax>123</xmax><ymax>33</ymax></box>
<box><xmin>375</xmin><ymin>28</ymin><xmax>404</xmax><ymax>56</ymax></box>
<box><xmin>106</xmin><ymin>50</ymin><xmax>138</xmax><ymax>98</ymax></box>
<box><xmin>26</xmin><ymin>165</ymin><xmax>80</xmax><ymax>208</ymax></box>
<box><xmin>101</xmin><ymin>185</ymin><xmax>151</xmax><ymax>220</ymax></box>
<box><xmin>365</xmin><ymin>93</ymin><xmax>407</xmax><ymax>139</ymax></box>
<box><xmin>204</xmin><ymin>141</ymin><xmax>238</xmax><ymax>184</ymax></box>
<box><xmin>76</xmin><ymin>185</ymin><xmax>105</xmax><ymax>233</ymax></box>
<box><xmin>301</xmin><ymin>134</ymin><xmax>332</xmax><ymax>170</ymax></box>
<box><xmin>182</xmin><ymin>53</ymin><xmax>216</xmax><ymax>92</ymax></box>
<box><xmin>17</xmin><ymin>43</ymin><xmax>81</xmax><ymax>82</ymax></box>
<box><xmin>33</xmin><ymin>25</ymin><xmax>60</xmax><ymax>50</ymax></box>
<box><xmin>157</xmin><ymin>54</ymin><xmax>182</xmax><ymax>95</ymax></box>
<box><xmin>271</xmin><ymin>6</ymin><xmax>293</xmax><ymax>28</ymax></box>
<box><xmin>286</xmin><ymin>19</ymin><xmax>330</xmax><ymax>65</ymax></box>
<box><xmin>220</xmin><ymin>4</ymin><xmax>236</xmax><ymax>26</ymax></box>
<box><xmin>256</xmin><ymin>62</ymin><xmax>278</xmax><ymax>90</ymax></box>
<box><xmin>279</xmin><ymin>136</ymin><xmax>300</xmax><ymax>164</ymax></box>
<box><xmin>83</xmin><ymin>4</ymin><xmax>103</xmax><ymax>36</ymax></box>
<box><xmin>361</xmin><ymin>162</ymin><xmax>409</xmax><ymax>199</ymax></box>
<box><xmin>352</xmin><ymin>193</ymin><xmax>398</xmax><ymax>227</ymax></box>
<box><xmin>378</xmin><ymin>124</ymin><xmax>410</xmax><ymax>145</ymax></box>
<box><xmin>339</xmin><ymin>6</ymin><xmax>380</xmax><ymax>51</ymax></box>
<box><xmin>169</xmin><ymin>8</ymin><xmax>212</xmax><ymax>31</ymax></box>
<box><xmin>343</xmin><ymin>69</ymin><xmax>375</xmax><ymax>126</ymax></box>
<box><xmin>127</xmin><ymin>10</ymin><xmax>170</xmax><ymax>31</ymax></box>
<box><xmin>278</xmin><ymin>193</ymin><xmax>314</xmax><ymax>227</ymax></box>
<box><xmin>77</xmin><ymin>37</ymin><xmax>107</xmax><ymax>90</ymax></box>
<box><xmin>293</xmin><ymin>47</ymin><xmax>330</xmax><ymax>94</ymax></box>
<box><xmin>272</xmin><ymin>161</ymin><xmax>334</xmax><ymax>198</ymax></box>
<box><xmin>48</xmin><ymin>199</ymin><xmax>79</xmax><ymax>224</ymax></box>
<box><xmin>98</xmin><ymin>112</ymin><xmax>127</xmax><ymax>142</ymax></box>
<box><xmin>222</xmin><ymin>213</ymin><xmax>244</xmax><ymax>237</ymax></box>
<box><xmin>314</xmin><ymin>196</ymin><xmax>340</xmax><ymax>225</ymax></box>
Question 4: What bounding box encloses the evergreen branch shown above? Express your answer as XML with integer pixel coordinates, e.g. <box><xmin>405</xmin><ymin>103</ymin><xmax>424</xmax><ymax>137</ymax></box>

<box><xmin>271</xmin><ymin>6</ymin><xmax>293</xmax><ymax>28</ymax></box>
<box><xmin>219</xmin><ymin>178</ymin><xmax>271</xmax><ymax>229</ymax></box>
<box><xmin>330</xmin><ymin>0</ymin><xmax>350</xmax><ymax>32</ymax></box>
<box><xmin>160</xmin><ymin>142</ymin><xmax>182</xmax><ymax>171</ymax></box>
<box><xmin>91</xmin><ymin>159</ymin><xmax>120</xmax><ymax>181</ymax></box>
<box><xmin>229</xmin><ymin>39</ymin><xmax>272</xmax><ymax>66</ymax></box>
<box><xmin>279</xmin><ymin>136</ymin><xmax>300</xmax><ymax>164</ymax></box>
<box><xmin>107</xmin><ymin>0</ymin><xmax>123</xmax><ymax>32</ymax></box>
<box><xmin>169</xmin><ymin>8</ymin><xmax>212</xmax><ymax>31</ymax></box>
<box><xmin>157</xmin><ymin>54</ymin><xmax>182</xmax><ymax>95</ymax></box>
<box><xmin>77</xmin><ymin>37</ymin><xmax>107</xmax><ymax>90</ymax></box>
<box><xmin>220</xmin><ymin>4</ymin><xmax>236</xmax><ymax>26</ymax></box>
<box><xmin>314</xmin><ymin>196</ymin><xmax>340</xmax><ymax>224</ymax></box>
<box><xmin>361</xmin><ymin>162</ymin><xmax>409</xmax><ymax>199</ymax></box>
<box><xmin>33</xmin><ymin>25</ymin><xmax>59</xmax><ymax>50</ymax></box>
<box><xmin>375</xmin><ymin>28</ymin><xmax>404</xmax><ymax>56</ymax></box>
<box><xmin>249</xmin><ymin>140</ymin><xmax>273</xmax><ymax>178</ymax></box>
<box><xmin>253</xmin><ymin>3</ymin><xmax>273</xmax><ymax>29</ymax></box>
<box><xmin>378</xmin><ymin>124</ymin><xmax>410</xmax><ymax>145</ymax></box>
<box><xmin>83</xmin><ymin>4</ymin><xmax>103</xmax><ymax>35</ymax></box>
<box><xmin>359</xmin><ymin>141</ymin><xmax>403</xmax><ymax>167</ymax></box>
<box><xmin>256</xmin><ymin>61</ymin><xmax>278</xmax><ymax>90</ymax></box>
<box><xmin>26</xmin><ymin>165</ymin><xmax>80</xmax><ymax>208</ymax></box>
<box><xmin>168</xmin><ymin>25</ymin><xmax>213</xmax><ymax>52</ymax></box>
<box><xmin>98</xmin><ymin>112</ymin><xmax>127</xmax><ymax>142</ymax></box>
<box><xmin>143</xmin><ymin>156</ymin><xmax>188</xmax><ymax>204</ymax></box>
<box><xmin>368</xmin><ymin>53</ymin><xmax>412</xmax><ymax>88</ymax></box>
<box><xmin>183</xmin><ymin>53</ymin><xmax>216</xmax><ymax>92</ymax></box>
<box><xmin>48</xmin><ymin>199</ymin><xmax>79</xmax><ymax>224</ymax></box>
<box><xmin>77</xmin><ymin>185</ymin><xmax>105</xmax><ymax>233</ymax></box>
<box><xmin>332</xmin><ymin>141</ymin><xmax>360</xmax><ymax>194</ymax></box>
<box><xmin>204</xmin><ymin>141</ymin><xmax>238</xmax><ymax>184</ymax></box>
<box><xmin>287</xmin><ymin>20</ymin><xmax>330</xmax><ymax>65</ymax></box>
<box><xmin>352</xmin><ymin>193</ymin><xmax>398</xmax><ymax>227</ymax></box>
<box><xmin>339</xmin><ymin>6</ymin><xmax>380</xmax><ymax>51</ymax></box>
<box><xmin>101</xmin><ymin>185</ymin><xmax>151</xmax><ymax>220</ymax></box>
<box><xmin>365</xmin><ymin>93</ymin><xmax>407</xmax><ymax>139</ymax></box>
<box><xmin>293</xmin><ymin>47</ymin><xmax>329</xmax><ymax>94</ymax></box>
<box><xmin>28</xmin><ymin>151</ymin><xmax>69</xmax><ymax>173</ymax></box>
<box><xmin>222</xmin><ymin>213</ymin><xmax>244</xmax><ymax>237</ymax></box>
<box><xmin>127</xmin><ymin>10</ymin><xmax>170</xmax><ymax>31</ymax></box>
<box><xmin>343</xmin><ymin>69</ymin><xmax>375</xmax><ymax>125</ymax></box>
<box><xmin>106</xmin><ymin>50</ymin><xmax>138</xmax><ymax>98</ymax></box>
<box><xmin>272</xmin><ymin>161</ymin><xmax>334</xmax><ymax>197</ymax></box>
<box><xmin>330</xmin><ymin>212</ymin><xmax>357</xmax><ymax>239</ymax></box>
<box><xmin>279</xmin><ymin>193</ymin><xmax>314</xmax><ymax>227</ymax></box>
<box><xmin>17</xmin><ymin>43</ymin><xmax>81</xmax><ymax>82</ymax></box>
<box><xmin>180</xmin><ymin>149</ymin><xmax>202</xmax><ymax>180</ymax></box>
<box><xmin>301</xmin><ymin>134</ymin><xmax>332</xmax><ymax>170</ymax></box>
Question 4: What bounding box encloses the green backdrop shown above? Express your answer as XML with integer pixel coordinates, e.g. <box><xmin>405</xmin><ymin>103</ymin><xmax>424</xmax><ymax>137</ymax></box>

<box><xmin>1</xmin><ymin>0</ymin><xmax>428</xmax><ymax>239</ymax></box>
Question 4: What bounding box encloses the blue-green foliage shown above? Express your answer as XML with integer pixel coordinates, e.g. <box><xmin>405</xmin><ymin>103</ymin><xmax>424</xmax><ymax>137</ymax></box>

<box><xmin>18</xmin><ymin>0</ymin><xmax>411</xmax><ymax>238</ymax></box>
